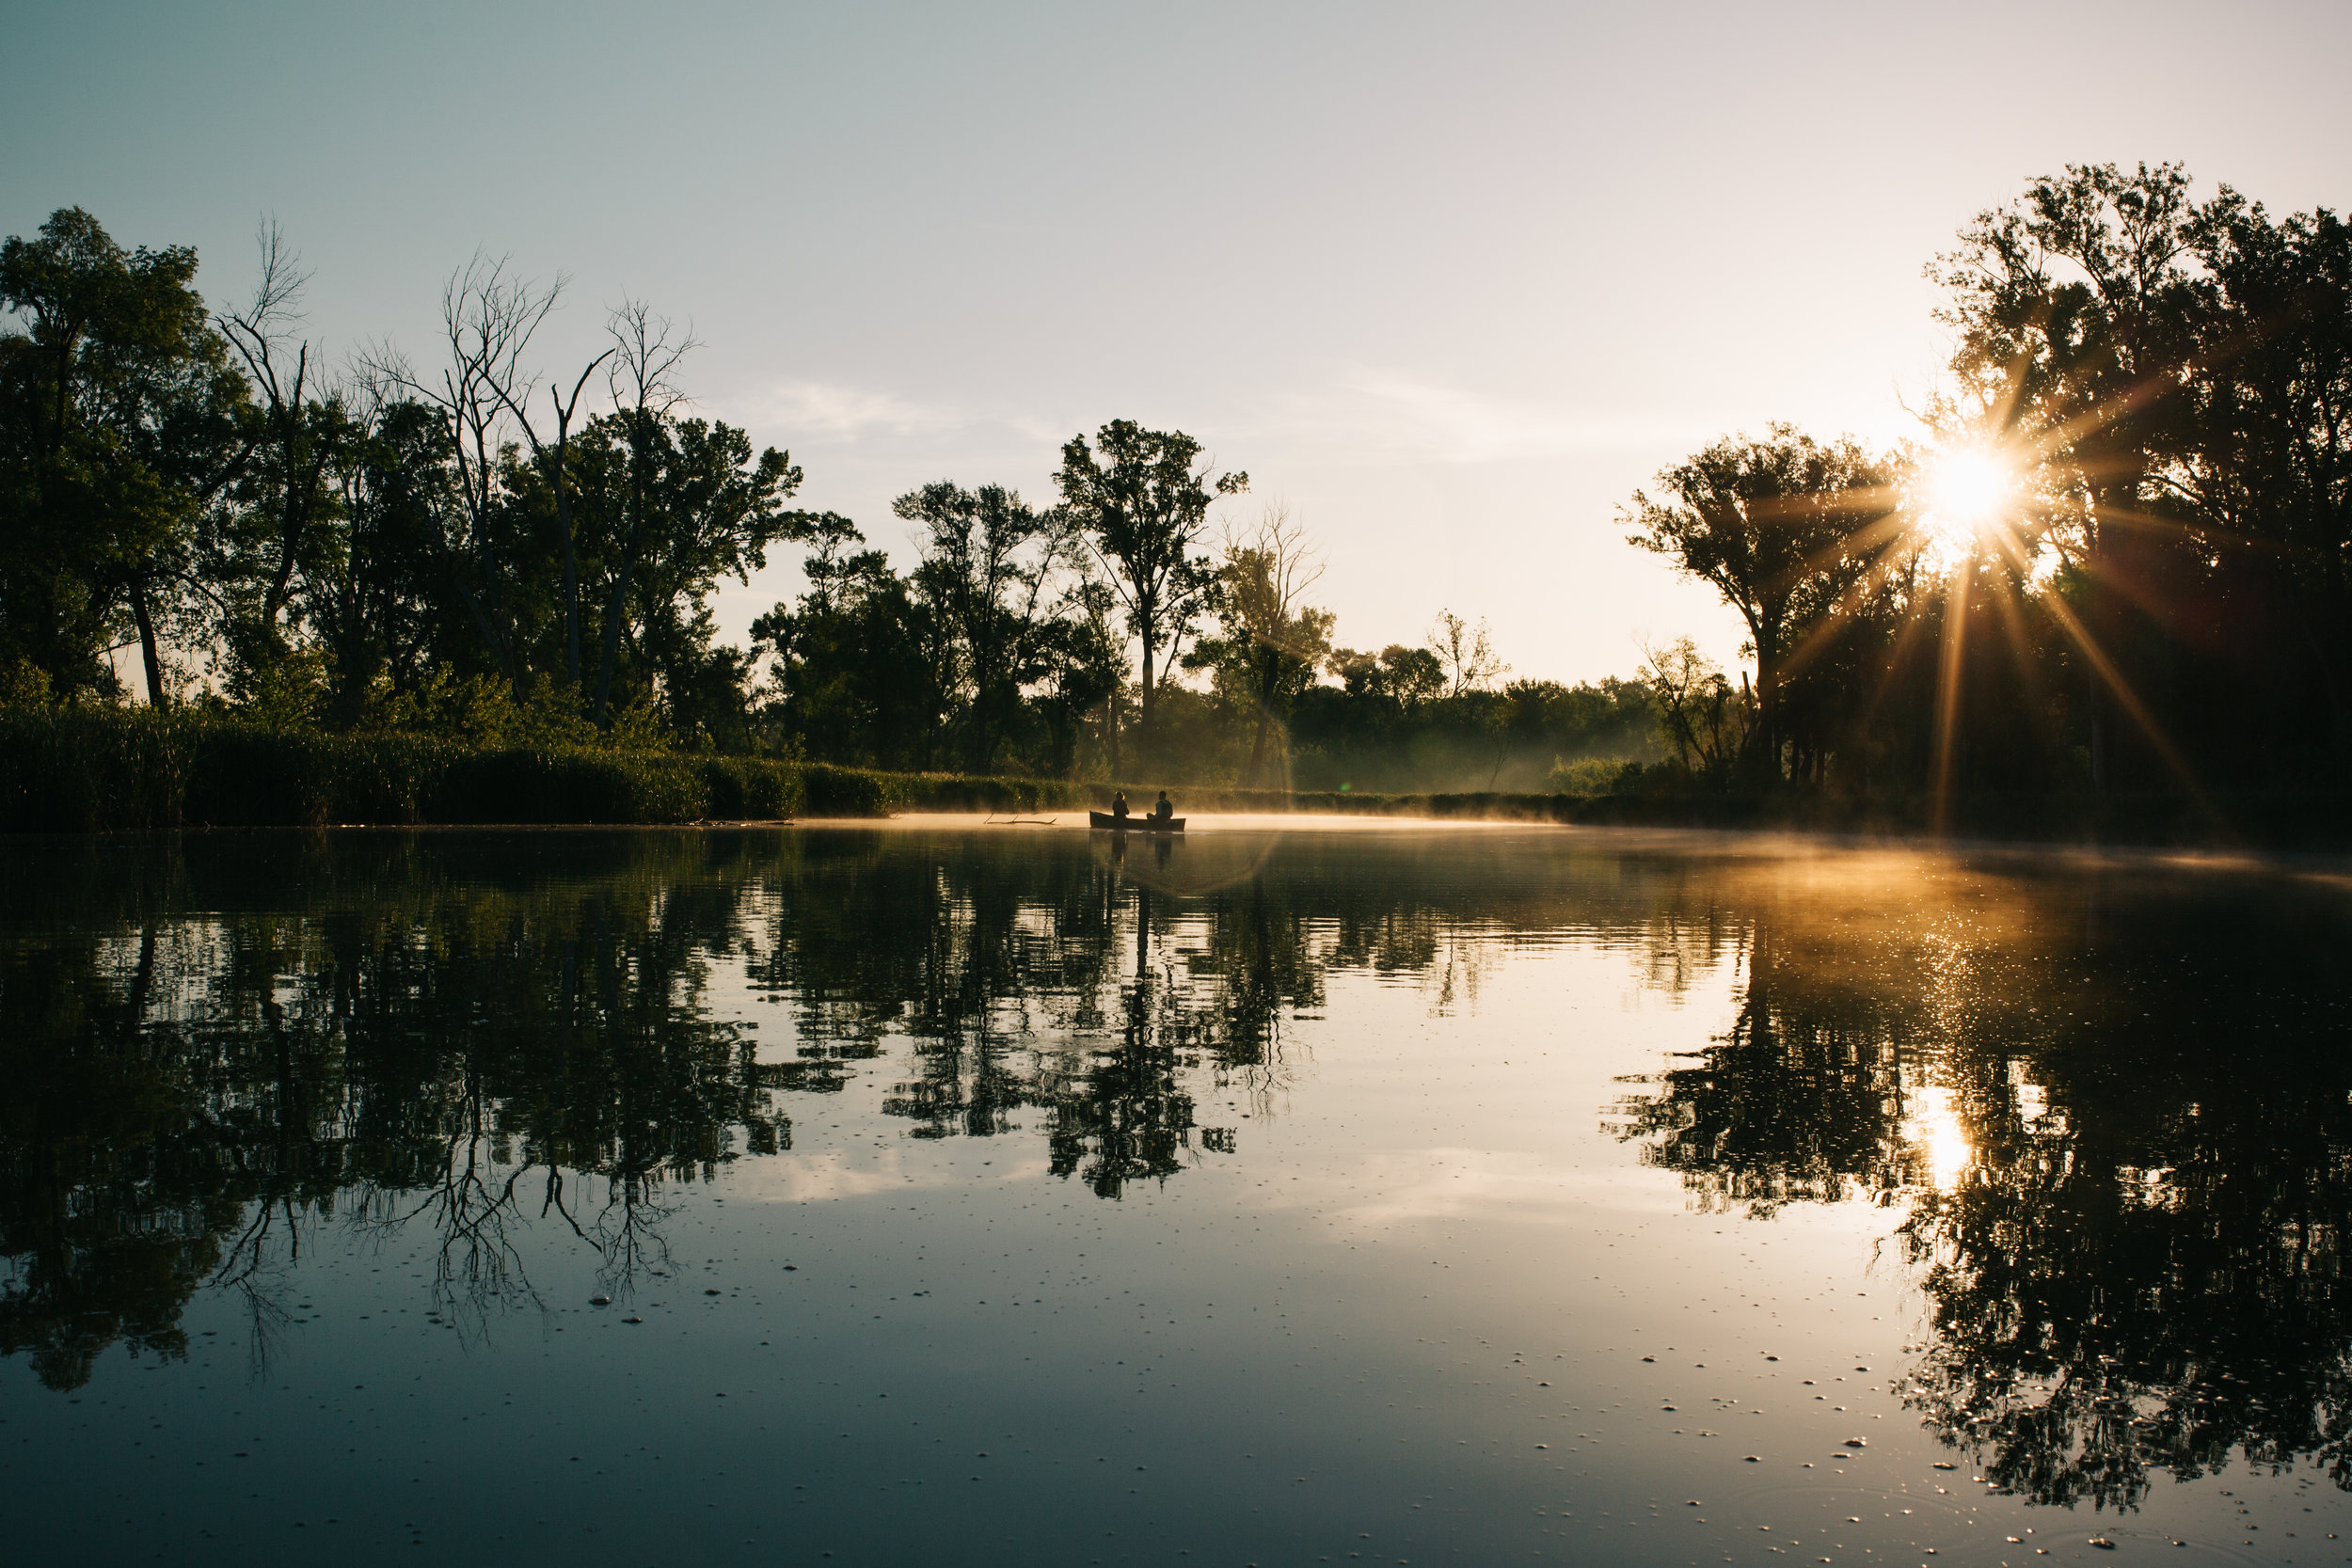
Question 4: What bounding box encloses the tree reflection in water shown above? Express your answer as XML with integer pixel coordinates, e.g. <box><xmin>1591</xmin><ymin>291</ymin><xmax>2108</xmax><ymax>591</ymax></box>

<box><xmin>0</xmin><ymin>828</ymin><xmax>1405</xmax><ymax>1385</ymax></box>
<box><xmin>8</xmin><ymin>825</ymin><xmax>2352</xmax><ymax>1526</ymax></box>
<box><xmin>1613</xmin><ymin>856</ymin><xmax>2352</xmax><ymax>1509</ymax></box>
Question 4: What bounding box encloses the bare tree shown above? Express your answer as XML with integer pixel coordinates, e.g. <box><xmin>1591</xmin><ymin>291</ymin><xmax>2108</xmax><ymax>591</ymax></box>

<box><xmin>1426</xmin><ymin>610</ymin><xmax>1508</xmax><ymax>697</ymax></box>
<box><xmin>364</xmin><ymin>253</ymin><xmax>561</xmax><ymax>688</ymax></box>
<box><xmin>1216</xmin><ymin>503</ymin><xmax>1333</xmax><ymax>786</ymax></box>
<box><xmin>592</xmin><ymin>298</ymin><xmax>699</xmax><ymax>722</ymax></box>
<box><xmin>215</xmin><ymin>222</ymin><xmax>335</xmax><ymax>673</ymax></box>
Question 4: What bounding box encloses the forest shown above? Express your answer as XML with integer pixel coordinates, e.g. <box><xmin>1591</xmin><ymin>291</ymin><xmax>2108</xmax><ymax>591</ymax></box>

<box><xmin>2</xmin><ymin>159</ymin><xmax>2346</xmax><ymax>803</ymax></box>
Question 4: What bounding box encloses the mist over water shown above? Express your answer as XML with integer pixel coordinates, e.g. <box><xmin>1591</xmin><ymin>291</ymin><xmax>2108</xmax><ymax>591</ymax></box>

<box><xmin>6</xmin><ymin>823</ymin><xmax>2351</xmax><ymax>1565</ymax></box>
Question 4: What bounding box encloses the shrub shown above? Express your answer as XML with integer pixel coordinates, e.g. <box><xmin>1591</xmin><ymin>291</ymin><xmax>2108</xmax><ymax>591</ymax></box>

<box><xmin>1546</xmin><ymin>756</ymin><xmax>1645</xmax><ymax>795</ymax></box>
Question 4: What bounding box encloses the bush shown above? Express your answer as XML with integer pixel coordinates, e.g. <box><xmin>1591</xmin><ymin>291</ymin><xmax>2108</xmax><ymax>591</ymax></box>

<box><xmin>1546</xmin><ymin>756</ymin><xmax>1645</xmax><ymax>795</ymax></box>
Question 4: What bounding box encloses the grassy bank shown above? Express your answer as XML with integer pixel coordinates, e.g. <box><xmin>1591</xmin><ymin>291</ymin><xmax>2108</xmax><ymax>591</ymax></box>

<box><xmin>0</xmin><ymin>709</ymin><xmax>1164</xmax><ymax>832</ymax></box>
<box><xmin>2</xmin><ymin>710</ymin><xmax>2342</xmax><ymax>848</ymax></box>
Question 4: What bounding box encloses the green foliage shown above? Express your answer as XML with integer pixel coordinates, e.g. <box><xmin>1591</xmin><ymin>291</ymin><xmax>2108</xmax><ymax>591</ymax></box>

<box><xmin>1055</xmin><ymin>420</ymin><xmax>1246</xmax><ymax>759</ymax></box>
<box><xmin>0</xmin><ymin>707</ymin><xmax>814</xmax><ymax>832</ymax></box>
<box><xmin>1547</xmin><ymin>756</ymin><xmax>1645</xmax><ymax>794</ymax></box>
<box><xmin>9</xmin><ymin>166</ymin><xmax>2350</xmax><ymax>816</ymax></box>
<box><xmin>0</xmin><ymin>208</ymin><xmax>250</xmax><ymax>701</ymax></box>
<box><xmin>1623</xmin><ymin>424</ymin><xmax>1897</xmax><ymax>779</ymax></box>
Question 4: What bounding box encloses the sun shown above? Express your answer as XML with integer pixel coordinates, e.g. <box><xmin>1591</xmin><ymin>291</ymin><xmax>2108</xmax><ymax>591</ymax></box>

<box><xmin>1915</xmin><ymin>446</ymin><xmax>2016</xmax><ymax>567</ymax></box>
<box><xmin>1924</xmin><ymin>448</ymin><xmax>2011</xmax><ymax>530</ymax></box>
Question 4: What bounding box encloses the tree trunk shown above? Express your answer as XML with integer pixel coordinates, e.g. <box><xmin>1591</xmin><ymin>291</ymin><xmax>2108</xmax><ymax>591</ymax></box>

<box><xmin>1137</xmin><ymin>633</ymin><xmax>1157</xmax><ymax>762</ymax></box>
<box><xmin>557</xmin><ymin>424</ymin><xmax>580</xmax><ymax>689</ymax></box>
<box><xmin>129</xmin><ymin>578</ymin><xmax>167</xmax><ymax>707</ymax></box>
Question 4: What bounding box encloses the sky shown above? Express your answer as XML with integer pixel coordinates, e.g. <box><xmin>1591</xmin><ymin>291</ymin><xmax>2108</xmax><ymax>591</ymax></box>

<box><xmin>7</xmin><ymin>0</ymin><xmax>2348</xmax><ymax>684</ymax></box>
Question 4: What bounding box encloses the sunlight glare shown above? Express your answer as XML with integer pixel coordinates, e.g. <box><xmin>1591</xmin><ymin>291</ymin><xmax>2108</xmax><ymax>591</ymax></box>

<box><xmin>1925</xmin><ymin>448</ymin><xmax>2010</xmax><ymax>529</ymax></box>
<box><xmin>1906</xmin><ymin>1083</ymin><xmax>1974</xmax><ymax>1191</ymax></box>
<box><xmin>1915</xmin><ymin>446</ymin><xmax>2016</xmax><ymax>572</ymax></box>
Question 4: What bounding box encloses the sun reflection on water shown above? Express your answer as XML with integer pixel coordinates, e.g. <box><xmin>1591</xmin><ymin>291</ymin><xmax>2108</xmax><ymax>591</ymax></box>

<box><xmin>1905</xmin><ymin>1082</ymin><xmax>1976</xmax><ymax>1191</ymax></box>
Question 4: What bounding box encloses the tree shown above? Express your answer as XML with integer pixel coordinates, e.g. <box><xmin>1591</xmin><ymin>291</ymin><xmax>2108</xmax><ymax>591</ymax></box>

<box><xmin>1188</xmin><ymin>504</ymin><xmax>1334</xmax><ymax>786</ymax></box>
<box><xmin>0</xmin><ymin>207</ymin><xmax>251</xmax><ymax>702</ymax></box>
<box><xmin>1931</xmin><ymin>163</ymin><xmax>2203</xmax><ymax>788</ymax></box>
<box><xmin>589</xmin><ymin>299</ymin><xmax>695</xmax><ymax>723</ymax></box>
<box><xmin>1034</xmin><ymin>568</ymin><xmax>1126</xmax><ymax>777</ymax></box>
<box><xmin>310</xmin><ymin>388</ymin><xmax>454</xmax><ymax>725</ymax></box>
<box><xmin>567</xmin><ymin>406</ymin><xmax>803</xmax><ymax>727</ymax></box>
<box><xmin>1426</xmin><ymin>610</ymin><xmax>1506</xmax><ymax>697</ymax></box>
<box><xmin>365</xmin><ymin>253</ymin><xmax>562</xmax><ymax>690</ymax></box>
<box><xmin>1623</xmin><ymin>423</ymin><xmax>1896</xmax><ymax>778</ymax></box>
<box><xmin>2170</xmin><ymin>193</ymin><xmax>2352</xmax><ymax>777</ymax></box>
<box><xmin>1640</xmin><ymin>635</ymin><xmax>1752</xmax><ymax>777</ymax></box>
<box><xmin>1327</xmin><ymin>643</ymin><xmax>1445</xmax><ymax>709</ymax></box>
<box><xmin>753</xmin><ymin>515</ymin><xmax>945</xmax><ymax>768</ymax></box>
<box><xmin>1055</xmin><ymin>420</ymin><xmax>1247</xmax><ymax>762</ymax></box>
<box><xmin>896</xmin><ymin>481</ymin><xmax>1076</xmax><ymax>771</ymax></box>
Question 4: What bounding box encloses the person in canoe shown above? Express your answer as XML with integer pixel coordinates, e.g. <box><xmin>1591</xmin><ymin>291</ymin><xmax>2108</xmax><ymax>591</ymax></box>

<box><xmin>1153</xmin><ymin>790</ymin><xmax>1173</xmax><ymax>823</ymax></box>
<box><xmin>1110</xmin><ymin>789</ymin><xmax>1131</xmax><ymax>821</ymax></box>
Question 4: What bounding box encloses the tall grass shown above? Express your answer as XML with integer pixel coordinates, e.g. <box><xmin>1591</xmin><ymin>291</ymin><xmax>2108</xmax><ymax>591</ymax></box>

<box><xmin>0</xmin><ymin>709</ymin><xmax>792</xmax><ymax>832</ymax></box>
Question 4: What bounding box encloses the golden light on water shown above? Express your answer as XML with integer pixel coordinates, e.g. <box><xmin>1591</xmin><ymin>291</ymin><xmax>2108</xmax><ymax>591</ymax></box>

<box><xmin>1906</xmin><ymin>1083</ymin><xmax>1975</xmax><ymax>1190</ymax></box>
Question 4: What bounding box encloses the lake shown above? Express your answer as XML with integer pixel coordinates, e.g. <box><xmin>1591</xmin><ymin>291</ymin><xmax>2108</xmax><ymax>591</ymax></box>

<box><xmin>5</xmin><ymin>819</ymin><xmax>2350</xmax><ymax>1566</ymax></box>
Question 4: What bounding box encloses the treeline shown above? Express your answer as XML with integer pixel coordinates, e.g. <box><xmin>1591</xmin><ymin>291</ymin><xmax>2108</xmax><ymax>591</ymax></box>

<box><xmin>0</xmin><ymin>211</ymin><xmax>1655</xmax><ymax>794</ymax></box>
<box><xmin>11</xmin><ymin>160</ymin><xmax>2341</xmax><ymax>807</ymax></box>
<box><xmin>1626</xmin><ymin>161</ymin><xmax>2352</xmax><ymax>800</ymax></box>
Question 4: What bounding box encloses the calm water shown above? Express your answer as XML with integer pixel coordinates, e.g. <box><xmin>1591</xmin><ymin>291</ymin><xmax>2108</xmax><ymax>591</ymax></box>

<box><xmin>6</xmin><ymin>820</ymin><xmax>2352</xmax><ymax>1567</ymax></box>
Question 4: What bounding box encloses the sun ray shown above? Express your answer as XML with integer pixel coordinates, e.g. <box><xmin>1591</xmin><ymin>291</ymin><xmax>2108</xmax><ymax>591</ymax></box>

<box><xmin>1931</xmin><ymin>554</ymin><xmax>1974</xmax><ymax>832</ymax></box>
<box><xmin>2033</xmin><ymin>588</ymin><xmax>2217</xmax><ymax>812</ymax></box>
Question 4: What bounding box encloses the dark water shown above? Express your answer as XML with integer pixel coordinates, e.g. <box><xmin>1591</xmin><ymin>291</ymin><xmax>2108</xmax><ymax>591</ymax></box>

<box><xmin>7</xmin><ymin>821</ymin><xmax>2352</xmax><ymax>1567</ymax></box>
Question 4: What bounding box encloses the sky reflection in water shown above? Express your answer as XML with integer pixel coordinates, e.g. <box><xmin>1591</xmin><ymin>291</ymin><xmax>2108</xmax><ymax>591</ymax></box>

<box><xmin>5</xmin><ymin>822</ymin><xmax>2351</xmax><ymax>1566</ymax></box>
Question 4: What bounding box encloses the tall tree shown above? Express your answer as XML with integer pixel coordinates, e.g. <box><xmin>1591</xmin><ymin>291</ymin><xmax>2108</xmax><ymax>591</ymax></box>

<box><xmin>568</xmin><ymin>407</ymin><xmax>803</xmax><ymax>725</ymax></box>
<box><xmin>1623</xmin><ymin>423</ymin><xmax>1897</xmax><ymax>778</ymax></box>
<box><xmin>1189</xmin><ymin>504</ymin><xmax>1334</xmax><ymax>787</ymax></box>
<box><xmin>366</xmin><ymin>253</ymin><xmax>561</xmax><ymax>690</ymax></box>
<box><xmin>0</xmin><ymin>207</ymin><xmax>250</xmax><ymax>702</ymax></box>
<box><xmin>1931</xmin><ymin>163</ymin><xmax>2202</xmax><ymax>788</ymax></box>
<box><xmin>896</xmin><ymin>481</ymin><xmax>1076</xmax><ymax>771</ymax></box>
<box><xmin>1055</xmin><ymin>420</ymin><xmax>1246</xmax><ymax>761</ymax></box>
<box><xmin>589</xmin><ymin>299</ymin><xmax>696</xmax><ymax>723</ymax></box>
<box><xmin>2171</xmin><ymin>193</ymin><xmax>2352</xmax><ymax>775</ymax></box>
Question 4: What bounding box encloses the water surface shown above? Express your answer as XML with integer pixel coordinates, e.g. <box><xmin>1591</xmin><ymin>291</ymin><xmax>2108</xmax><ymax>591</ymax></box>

<box><xmin>6</xmin><ymin>820</ymin><xmax>2351</xmax><ymax>1566</ymax></box>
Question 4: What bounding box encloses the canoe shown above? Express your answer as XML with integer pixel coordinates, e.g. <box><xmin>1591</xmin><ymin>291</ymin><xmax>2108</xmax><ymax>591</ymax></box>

<box><xmin>1089</xmin><ymin>811</ymin><xmax>1184</xmax><ymax>832</ymax></box>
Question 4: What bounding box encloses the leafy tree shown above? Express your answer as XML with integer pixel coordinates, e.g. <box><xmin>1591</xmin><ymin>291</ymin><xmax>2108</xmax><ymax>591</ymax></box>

<box><xmin>0</xmin><ymin>208</ymin><xmax>251</xmax><ymax>701</ymax></box>
<box><xmin>896</xmin><ymin>481</ymin><xmax>1076</xmax><ymax>770</ymax></box>
<box><xmin>566</xmin><ymin>408</ymin><xmax>803</xmax><ymax>726</ymax></box>
<box><xmin>1055</xmin><ymin>420</ymin><xmax>1246</xmax><ymax>762</ymax></box>
<box><xmin>1931</xmin><ymin>163</ymin><xmax>2203</xmax><ymax>788</ymax></box>
<box><xmin>1032</xmin><ymin>569</ymin><xmax>1127</xmax><ymax>777</ymax></box>
<box><xmin>1623</xmin><ymin>423</ymin><xmax>1898</xmax><ymax>778</ymax></box>
<box><xmin>2169</xmin><ymin>194</ymin><xmax>2352</xmax><ymax>776</ymax></box>
<box><xmin>753</xmin><ymin>515</ymin><xmax>945</xmax><ymax>768</ymax></box>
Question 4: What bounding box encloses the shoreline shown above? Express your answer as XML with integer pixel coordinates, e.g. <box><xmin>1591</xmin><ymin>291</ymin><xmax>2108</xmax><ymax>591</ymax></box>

<box><xmin>2</xmin><ymin>710</ymin><xmax>2344</xmax><ymax>850</ymax></box>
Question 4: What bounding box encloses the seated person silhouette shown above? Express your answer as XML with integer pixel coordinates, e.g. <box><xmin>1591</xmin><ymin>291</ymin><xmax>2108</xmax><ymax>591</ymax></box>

<box><xmin>1110</xmin><ymin>789</ymin><xmax>1130</xmax><ymax>820</ymax></box>
<box><xmin>1153</xmin><ymin>790</ymin><xmax>1173</xmax><ymax>821</ymax></box>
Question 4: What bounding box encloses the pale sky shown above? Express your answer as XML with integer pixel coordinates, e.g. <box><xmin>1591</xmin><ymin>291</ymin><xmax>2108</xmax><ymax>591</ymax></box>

<box><xmin>8</xmin><ymin>0</ymin><xmax>2347</xmax><ymax>684</ymax></box>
